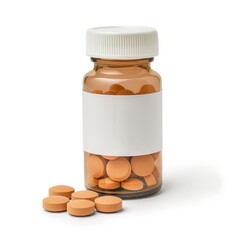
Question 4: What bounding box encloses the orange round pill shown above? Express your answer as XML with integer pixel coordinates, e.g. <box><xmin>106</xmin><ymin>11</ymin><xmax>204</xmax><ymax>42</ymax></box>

<box><xmin>139</xmin><ymin>84</ymin><xmax>156</xmax><ymax>94</ymax></box>
<box><xmin>91</xmin><ymin>90</ymin><xmax>103</xmax><ymax>94</ymax></box>
<box><xmin>144</xmin><ymin>174</ymin><xmax>157</xmax><ymax>187</ymax></box>
<box><xmin>104</xmin><ymin>91</ymin><xmax>116</xmax><ymax>95</ymax></box>
<box><xmin>121</xmin><ymin>178</ymin><xmax>144</xmax><ymax>191</ymax></box>
<box><xmin>43</xmin><ymin>196</ymin><xmax>69</xmax><ymax>212</ymax></box>
<box><xmin>86</xmin><ymin>155</ymin><xmax>106</xmax><ymax>178</ymax></box>
<box><xmin>131</xmin><ymin>155</ymin><xmax>155</xmax><ymax>177</ymax></box>
<box><xmin>49</xmin><ymin>185</ymin><xmax>75</xmax><ymax>199</ymax></box>
<box><xmin>67</xmin><ymin>200</ymin><xmax>95</xmax><ymax>217</ymax></box>
<box><xmin>102</xmin><ymin>155</ymin><xmax>119</xmax><ymax>160</ymax></box>
<box><xmin>116</xmin><ymin>89</ymin><xmax>134</xmax><ymax>95</ymax></box>
<box><xmin>153</xmin><ymin>158</ymin><xmax>162</xmax><ymax>182</ymax></box>
<box><xmin>71</xmin><ymin>190</ymin><xmax>99</xmax><ymax>201</ymax></box>
<box><xmin>152</xmin><ymin>166</ymin><xmax>159</xmax><ymax>181</ymax></box>
<box><xmin>95</xmin><ymin>196</ymin><xmax>122</xmax><ymax>213</ymax></box>
<box><xmin>98</xmin><ymin>177</ymin><xmax>120</xmax><ymax>190</ymax></box>
<box><xmin>154</xmin><ymin>157</ymin><xmax>161</xmax><ymax>172</ymax></box>
<box><xmin>109</xmin><ymin>84</ymin><xmax>124</xmax><ymax>93</ymax></box>
<box><xmin>106</xmin><ymin>157</ymin><xmax>131</xmax><ymax>182</ymax></box>
<box><xmin>87</xmin><ymin>176</ymin><xmax>99</xmax><ymax>186</ymax></box>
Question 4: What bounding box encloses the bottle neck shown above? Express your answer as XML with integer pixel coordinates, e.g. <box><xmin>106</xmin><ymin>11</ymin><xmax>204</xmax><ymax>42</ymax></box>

<box><xmin>91</xmin><ymin>58</ymin><xmax>153</xmax><ymax>69</ymax></box>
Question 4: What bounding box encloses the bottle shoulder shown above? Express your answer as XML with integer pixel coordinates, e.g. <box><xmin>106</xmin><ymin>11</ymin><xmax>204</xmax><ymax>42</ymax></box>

<box><xmin>83</xmin><ymin>67</ymin><xmax>161</xmax><ymax>93</ymax></box>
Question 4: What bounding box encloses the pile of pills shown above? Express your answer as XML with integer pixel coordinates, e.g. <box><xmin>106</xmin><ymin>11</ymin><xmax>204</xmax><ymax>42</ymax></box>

<box><xmin>91</xmin><ymin>83</ymin><xmax>157</xmax><ymax>95</ymax></box>
<box><xmin>86</xmin><ymin>152</ymin><xmax>161</xmax><ymax>192</ymax></box>
<box><xmin>43</xmin><ymin>185</ymin><xmax>123</xmax><ymax>216</ymax></box>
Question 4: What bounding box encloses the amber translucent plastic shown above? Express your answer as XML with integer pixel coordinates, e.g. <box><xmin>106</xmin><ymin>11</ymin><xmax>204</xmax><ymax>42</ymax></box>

<box><xmin>83</xmin><ymin>58</ymin><xmax>162</xmax><ymax>198</ymax></box>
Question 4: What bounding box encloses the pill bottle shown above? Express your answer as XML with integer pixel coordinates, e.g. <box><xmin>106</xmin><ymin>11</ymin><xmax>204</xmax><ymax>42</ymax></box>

<box><xmin>83</xmin><ymin>26</ymin><xmax>162</xmax><ymax>198</ymax></box>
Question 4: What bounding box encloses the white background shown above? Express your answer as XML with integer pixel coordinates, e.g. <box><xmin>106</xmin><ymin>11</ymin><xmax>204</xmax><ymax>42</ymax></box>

<box><xmin>0</xmin><ymin>0</ymin><xmax>240</xmax><ymax>239</ymax></box>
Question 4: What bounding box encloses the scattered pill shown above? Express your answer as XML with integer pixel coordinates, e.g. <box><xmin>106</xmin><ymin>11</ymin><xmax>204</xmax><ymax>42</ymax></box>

<box><xmin>86</xmin><ymin>155</ymin><xmax>106</xmax><ymax>178</ymax></box>
<box><xmin>49</xmin><ymin>185</ymin><xmax>75</xmax><ymax>199</ymax></box>
<box><xmin>131</xmin><ymin>154</ymin><xmax>155</xmax><ymax>177</ymax></box>
<box><xmin>98</xmin><ymin>177</ymin><xmax>120</xmax><ymax>190</ymax></box>
<box><xmin>121</xmin><ymin>178</ymin><xmax>144</xmax><ymax>191</ymax></box>
<box><xmin>71</xmin><ymin>190</ymin><xmax>99</xmax><ymax>201</ymax></box>
<box><xmin>43</xmin><ymin>196</ymin><xmax>69</xmax><ymax>212</ymax></box>
<box><xmin>102</xmin><ymin>155</ymin><xmax>119</xmax><ymax>160</ymax></box>
<box><xmin>106</xmin><ymin>157</ymin><xmax>131</xmax><ymax>181</ymax></box>
<box><xmin>67</xmin><ymin>199</ymin><xmax>95</xmax><ymax>216</ymax></box>
<box><xmin>139</xmin><ymin>84</ymin><xmax>156</xmax><ymax>94</ymax></box>
<box><xmin>144</xmin><ymin>174</ymin><xmax>157</xmax><ymax>187</ymax></box>
<box><xmin>95</xmin><ymin>196</ymin><xmax>122</xmax><ymax>213</ymax></box>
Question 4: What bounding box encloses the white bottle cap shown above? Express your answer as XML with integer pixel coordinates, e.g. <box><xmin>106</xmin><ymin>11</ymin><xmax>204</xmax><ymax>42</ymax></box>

<box><xmin>86</xmin><ymin>26</ymin><xmax>158</xmax><ymax>59</ymax></box>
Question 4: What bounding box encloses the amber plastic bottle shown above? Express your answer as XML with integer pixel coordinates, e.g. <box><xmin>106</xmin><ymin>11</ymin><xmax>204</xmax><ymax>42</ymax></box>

<box><xmin>83</xmin><ymin>27</ymin><xmax>162</xmax><ymax>198</ymax></box>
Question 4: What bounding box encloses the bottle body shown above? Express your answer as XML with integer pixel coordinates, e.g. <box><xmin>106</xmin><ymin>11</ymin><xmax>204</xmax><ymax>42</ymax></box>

<box><xmin>83</xmin><ymin>58</ymin><xmax>162</xmax><ymax>198</ymax></box>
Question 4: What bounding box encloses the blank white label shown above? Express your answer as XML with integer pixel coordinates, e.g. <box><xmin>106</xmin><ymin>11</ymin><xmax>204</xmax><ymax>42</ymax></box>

<box><xmin>83</xmin><ymin>91</ymin><xmax>162</xmax><ymax>156</ymax></box>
